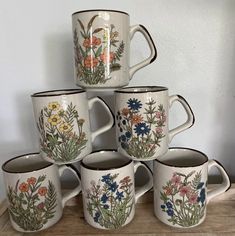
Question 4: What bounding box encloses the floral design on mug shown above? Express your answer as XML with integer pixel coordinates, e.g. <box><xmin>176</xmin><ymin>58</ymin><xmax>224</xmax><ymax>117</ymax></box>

<box><xmin>160</xmin><ymin>171</ymin><xmax>206</xmax><ymax>227</ymax></box>
<box><xmin>37</xmin><ymin>101</ymin><xmax>88</xmax><ymax>162</ymax></box>
<box><xmin>117</xmin><ymin>98</ymin><xmax>166</xmax><ymax>159</ymax></box>
<box><xmin>7</xmin><ymin>175</ymin><xmax>57</xmax><ymax>231</ymax></box>
<box><xmin>86</xmin><ymin>173</ymin><xmax>134</xmax><ymax>229</ymax></box>
<box><xmin>73</xmin><ymin>15</ymin><xmax>125</xmax><ymax>85</ymax></box>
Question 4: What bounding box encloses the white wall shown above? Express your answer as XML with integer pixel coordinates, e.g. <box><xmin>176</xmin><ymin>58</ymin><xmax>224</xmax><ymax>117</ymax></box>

<box><xmin>0</xmin><ymin>0</ymin><xmax>234</xmax><ymax>201</ymax></box>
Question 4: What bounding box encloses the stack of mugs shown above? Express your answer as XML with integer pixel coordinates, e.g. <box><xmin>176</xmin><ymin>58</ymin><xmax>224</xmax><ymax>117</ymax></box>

<box><xmin>2</xmin><ymin>9</ymin><xmax>231</xmax><ymax>232</ymax></box>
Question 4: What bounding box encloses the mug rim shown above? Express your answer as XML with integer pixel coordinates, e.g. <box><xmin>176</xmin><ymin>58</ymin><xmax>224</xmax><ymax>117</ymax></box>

<box><xmin>31</xmin><ymin>89</ymin><xmax>86</xmax><ymax>97</ymax></box>
<box><xmin>154</xmin><ymin>147</ymin><xmax>209</xmax><ymax>168</ymax></box>
<box><xmin>2</xmin><ymin>152</ymin><xmax>53</xmax><ymax>173</ymax></box>
<box><xmin>81</xmin><ymin>149</ymin><xmax>132</xmax><ymax>170</ymax></box>
<box><xmin>115</xmin><ymin>86</ymin><xmax>168</xmax><ymax>94</ymax></box>
<box><xmin>72</xmin><ymin>9</ymin><xmax>129</xmax><ymax>16</ymax></box>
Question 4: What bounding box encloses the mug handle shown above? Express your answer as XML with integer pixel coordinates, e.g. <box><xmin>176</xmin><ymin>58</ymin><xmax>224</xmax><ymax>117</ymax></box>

<box><xmin>59</xmin><ymin>165</ymin><xmax>81</xmax><ymax>208</ymax></box>
<box><xmin>88</xmin><ymin>96</ymin><xmax>114</xmax><ymax>143</ymax></box>
<box><xmin>168</xmin><ymin>95</ymin><xmax>195</xmax><ymax>143</ymax></box>
<box><xmin>129</xmin><ymin>24</ymin><xmax>157</xmax><ymax>79</ymax></box>
<box><xmin>207</xmin><ymin>160</ymin><xmax>231</xmax><ymax>203</ymax></box>
<box><xmin>134</xmin><ymin>162</ymin><xmax>153</xmax><ymax>202</ymax></box>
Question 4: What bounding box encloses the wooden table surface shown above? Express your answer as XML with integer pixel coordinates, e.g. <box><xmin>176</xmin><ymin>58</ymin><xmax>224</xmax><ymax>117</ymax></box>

<box><xmin>1</xmin><ymin>184</ymin><xmax>235</xmax><ymax>236</ymax></box>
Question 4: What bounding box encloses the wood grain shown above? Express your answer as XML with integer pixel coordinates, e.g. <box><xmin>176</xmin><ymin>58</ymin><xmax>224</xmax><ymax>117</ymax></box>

<box><xmin>1</xmin><ymin>184</ymin><xmax>235</xmax><ymax>236</ymax></box>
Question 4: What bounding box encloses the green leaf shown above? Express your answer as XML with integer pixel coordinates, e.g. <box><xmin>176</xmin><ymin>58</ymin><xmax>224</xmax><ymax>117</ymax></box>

<box><xmin>77</xmin><ymin>19</ymin><xmax>85</xmax><ymax>34</ymax></box>
<box><xmin>87</xmin><ymin>15</ymin><xmax>98</xmax><ymax>34</ymax></box>
<box><xmin>110</xmin><ymin>63</ymin><xmax>121</xmax><ymax>72</ymax></box>
<box><xmin>93</xmin><ymin>27</ymin><xmax>103</xmax><ymax>34</ymax></box>
<box><xmin>95</xmin><ymin>45</ymin><xmax>102</xmax><ymax>57</ymax></box>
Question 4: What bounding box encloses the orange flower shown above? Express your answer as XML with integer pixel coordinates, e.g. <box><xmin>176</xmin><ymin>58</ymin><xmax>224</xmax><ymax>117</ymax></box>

<box><xmin>38</xmin><ymin>187</ymin><xmax>48</xmax><ymax>196</ymax></box>
<box><xmin>19</xmin><ymin>182</ymin><xmax>29</xmax><ymax>192</ymax></box>
<box><xmin>84</xmin><ymin>55</ymin><xmax>99</xmax><ymax>68</ymax></box>
<box><xmin>121</xmin><ymin>108</ymin><xmax>129</xmax><ymax>116</ymax></box>
<box><xmin>131</xmin><ymin>114</ymin><xmax>143</xmax><ymax>124</ymax></box>
<box><xmin>100</xmin><ymin>50</ymin><xmax>115</xmax><ymax>63</ymax></box>
<box><xmin>27</xmin><ymin>177</ymin><xmax>37</xmax><ymax>185</ymax></box>
<box><xmin>83</xmin><ymin>36</ymin><xmax>101</xmax><ymax>48</ymax></box>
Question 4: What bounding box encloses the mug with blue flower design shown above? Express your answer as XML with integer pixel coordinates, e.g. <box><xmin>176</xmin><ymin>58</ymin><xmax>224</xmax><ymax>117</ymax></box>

<box><xmin>79</xmin><ymin>150</ymin><xmax>153</xmax><ymax>230</ymax></box>
<box><xmin>115</xmin><ymin>86</ymin><xmax>195</xmax><ymax>161</ymax></box>
<box><xmin>154</xmin><ymin>147</ymin><xmax>230</xmax><ymax>228</ymax></box>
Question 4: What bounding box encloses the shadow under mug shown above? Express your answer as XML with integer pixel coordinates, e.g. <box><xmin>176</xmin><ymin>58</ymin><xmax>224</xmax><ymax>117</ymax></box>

<box><xmin>2</xmin><ymin>153</ymin><xmax>81</xmax><ymax>232</ymax></box>
<box><xmin>31</xmin><ymin>89</ymin><xmax>114</xmax><ymax>164</ymax></box>
<box><xmin>79</xmin><ymin>150</ymin><xmax>153</xmax><ymax>230</ymax></box>
<box><xmin>153</xmin><ymin>147</ymin><xmax>231</xmax><ymax>228</ymax></box>
<box><xmin>72</xmin><ymin>9</ymin><xmax>157</xmax><ymax>89</ymax></box>
<box><xmin>115</xmin><ymin>86</ymin><xmax>195</xmax><ymax>161</ymax></box>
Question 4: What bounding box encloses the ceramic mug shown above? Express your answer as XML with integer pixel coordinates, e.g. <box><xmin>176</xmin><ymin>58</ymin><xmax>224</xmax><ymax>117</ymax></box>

<box><xmin>31</xmin><ymin>89</ymin><xmax>114</xmax><ymax>164</ymax></box>
<box><xmin>72</xmin><ymin>9</ymin><xmax>157</xmax><ymax>89</ymax></box>
<box><xmin>153</xmin><ymin>148</ymin><xmax>231</xmax><ymax>228</ymax></box>
<box><xmin>115</xmin><ymin>86</ymin><xmax>195</xmax><ymax>161</ymax></box>
<box><xmin>2</xmin><ymin>153</ymin><xmax>81</xmax><ymax>232</ymax></box>
<box><xmin>80</xmin><ymin>150</ymin><xmax>153</xmax><ymax>230</ymax></box>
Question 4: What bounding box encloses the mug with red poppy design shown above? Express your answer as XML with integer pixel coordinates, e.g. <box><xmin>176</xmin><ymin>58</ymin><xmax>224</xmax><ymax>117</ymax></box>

<box><xmin>31</xmin><ymin>89</ymin><xmax>114</xmax><ymax>164</ymax></box>
<box><xmin>79</xmin><ymin>150</ymin><xmax>153</xmax><ymax>230</ymax></box>
<box><xmin>2</xmin><ymin>153</ymin><xmax>81</xmax><ymax>232</ymax></box>
<box><xmin>115</xmin><ymin>86</ymin><xmax>195</xmax><ymax>161</ymax></box>
<box><xmin>72</xmin><ymin>9</ymin><xmax>157</xmax><ymax>89</ymax></box>
<box><xmin>153</xmin><ymin>148</ymin><xmax>231</xmax><ymax>228</ymax></box>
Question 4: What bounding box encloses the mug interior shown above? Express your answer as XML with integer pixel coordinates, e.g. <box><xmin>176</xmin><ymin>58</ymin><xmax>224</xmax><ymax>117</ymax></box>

<box><xmin>115</xmin><ymin>86</ymin><xmax>168</xmax><ymax>93</ymax></box>
<box><xmin>31</xmin><ymin>89</ymin><xmax>85</xmax><ymax>97</ymax></box>
<box><xmin>157</xmin><ymin>148</ymin><xmax>208</xmax><ymax>167</ymax></box>
<box><xmin>81</xmin><ymin>150</ymin><xmax>131</xmax><ymax>170</ymax></box>
<box><xmin>2</xmin><ymin>153</ymin><xmax>52</xmax><ymax>173</ymax></box>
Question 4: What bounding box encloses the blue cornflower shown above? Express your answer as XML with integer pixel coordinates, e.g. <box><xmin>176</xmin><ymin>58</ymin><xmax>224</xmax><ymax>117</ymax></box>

<box><xmin>161</xmin><ymin>205</ymin><xmax>166</xmax><ymax>209</ymax></box>
<box><xmin>134</xmin><ymin>123</ymin><xmax>151</xmax><ymax>136</ymax></box>
<box><xmin>167</xmin><ymin>209</ymin><xmax>174</xmax><ymax>217</ymax></box>
<box><xmin>121</xmin><ymin>142</ymin><xmax>128</xmax><ymax>149</ymax></box>
<box><xmin>101</xmin><ymin>174</ymin><xmax>111</xmax><ymax>184</ymax></box>
<box><xmin>127</xmin><ymin>98</ymin><xmax>142</xmax><ymax>111</ymax></box>
<box><xmin>108</xmin><ymin>182</ymin><xmax>118</xmax><ymax>192</ymax></box>
<box><xmin>121</xmin><ymin>135</ymin><xmax>127</xmax><ymax>142</ymax></box>
<box><xmin>197</xmin><ymin>182</ymin><xmax>204</xmax><ymax>189</ymax></box>
<box><xmin>116</xmin><ymin>191</ymin><xmax>124</xmax><ymax>201</ymax></box>
<box><xmin>103</xmin><ymin>204</ymin><xmax>109</xmax><ymax>209</ymax></box>
<box><xmin>94</xmin><ymin>211</ymin><xmax>100</xmax><ymax>222</ymax></box>
<box><xmin>166</xmin><ymin>202</ymin><xmax>173</xmax><ymax>209</ymax></box>
<box><xmin>125</xmin><ymin>131</ymin><xmax>132</xmax><ymax>139</ymax></box>
<box><xmin>200</xmin><ymin>188</ymin><xmax>206</xmax><ymax>203</ymax></box>
<box><xmin>101</xmin><ymin>194</ymin><xmax>109</xmax><ymax>203</ymax></box>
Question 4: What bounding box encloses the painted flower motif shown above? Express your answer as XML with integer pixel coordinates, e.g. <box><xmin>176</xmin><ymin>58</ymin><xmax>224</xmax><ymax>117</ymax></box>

<box><xmin>100</xmin><ymin>51</ymin><xmax>115</xmax><ymax>63</ymax></box>
<box><xmin>38</xmin><ymin>187</ymin><xmax>48</xmax><ymax>196</ymax></box>
<box><xmin>19</xmin><ymin>182</ymin><xmax>29</xmax><ymax>192</ymax></box>
<box><xmin>134</xmin><ymin>122</ymin><xmax>151</xmax><ymax>136</ymax></box>
<box><xmin>94</xmin><ymin>211</ymin><xmax>101</xmax><ymax>223</ymax></box>
<box><xmin>120</xmin><ymin>176</ymin><xmax>132</xmax><ymax>185</ymax></box>
<box><xmin>48</xmin><ymin>102</ymin><xmax>60</xmax><ymax>111</ymax></box>
<box><xmin>83</xmin><ymin>36</ymin><xmax>101</xmax><ymax>48</ymax></box>
<box><xmin>84</xmin><ymin>55</ymin><xmax>99</xmax><ymax>68</ymax></box>
<box><xmin>166</xmin><ymin>201</ymin><xmax>173</xmax><ymax>209</ymax></box>
<box><xmin>101</xmin><ymin>194</ymin><xmax>109</xmax><ymax>203</ymax></box>
<box><xmin>188</xmin><ymin>193</ymin><xmax>198</xmax><ymax>204</ymax></box>
<box><xmin>171</xmin><ymin>174</ymin><xmax>181</xmax><ymax>186</ymax></box>
<box><xmin>59</xmin><ymin>122</ymin><xmax>71</xmax><ymax>133</ymax></box>
<box><xmin>127</xmin><ymin>98</ymin><xmax>142</xmax><ymax>111</ymax></box>
<box><xmin>155</xmin><ymin>127</ymin><xmax>163</xmax><ymax>134</ymax></box>
<box><xmin>101</xmin><ymin>174</ymin><xmax>111</xmax><ymax>184</ymax></box>
<box><xmin>108</xmin><ymin>182</ymin><xmax>118</xmax><ymax>192</ymax></box>
<box><xmin>164</xmin><ymin>186</ymin><xmax>173</xmax><ymax>195</ymax></box>
<box><xmin>37</xmin><ymin>202</ymin><xmax>45</xmax><ymax>210</ymax></box>
<box><xmin>179</xmin><ymin>185</ymin><xmax>192</xmax><ymax>197</ymax></box>
<box><xmin>125</xmin><ymin>131</ymin><xmax>132</xmax><ymax>139</ymax></box>
<box><xmin>27</xmin><ymin>177</ymin><xmax>37</xmax><ymax>185</ymax></box>
<box><xmin>131</xmin><ymin>114</ymin><xmax>143</xmax><ymax>124</ymax></box>
<box><xmin>121</xmin><ymin>108</ymin><xmax>129</xmax><ymax>116</ymax></box>
<box><xmin>48</xmin><ymin>114</ymin><xmax>61</xmax><ymax>126</ymax></box>
<box><xmin>116</xmin><ymin>191</ymin><xmax>124</xmax><ymax>201</ymax></box>
<box><xmin>167</xmin><ymin>208</ymin><xmax>174</xmax><ymax>216</ymax></box>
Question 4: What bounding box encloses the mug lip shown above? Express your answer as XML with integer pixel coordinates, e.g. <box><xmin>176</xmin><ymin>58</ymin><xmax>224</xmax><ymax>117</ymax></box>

<box><xmin>115</xmin><ymin>86</ymin><xmax>168</xmax><ymax>94</ymax></box>
<box><xmin>72</xmin><ymin>9</ymin><xmax>129</xmax><ymax>16</ymax></box>
<box><xmin>154</xmin><ymin>147</ymin><xmax>209</xmax><ymax>168</ymax></box>
<box><xmin>31</xmin><ymin>89</ymin><xmax>86</xmax><ymax>97</ymax></box>
<box><xmin>81</xmin><ymin>149</ymin><xmax>132</xmax><ymax>171</ymax></box>
<box><xmin>2</xmin><ymin>152</ymin><xmax>53</xmax><ymax>174</ymax></box>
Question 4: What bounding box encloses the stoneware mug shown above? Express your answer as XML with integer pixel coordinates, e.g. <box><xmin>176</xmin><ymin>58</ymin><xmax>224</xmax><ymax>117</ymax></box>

<box><xmin>31</xmin><ymin>89</ymin><xmax>114</xmax><ymax>164</ymax></box>
<box><xmin>80</xmin><ymin>150</ymin><xmax>153</xmax><ymax>230</ymax></box>
<box><xmin>153</xmin><ymin>148</ymin><xmax>231</xmax><ymax>228</ymax></box>
<box><xmin>2</xmin><ymin>153</ymin><xmax>81</xmax><ymax>232</ymax></box>
<box><xmin>115</xmin><ymin>86</ymin><xmax>195</xmax><ymax>161</ymax></box>
<box><xmin>72</xmin><ymin>9</ymin><xmax>157</xmax><ymax>89</ymax></box>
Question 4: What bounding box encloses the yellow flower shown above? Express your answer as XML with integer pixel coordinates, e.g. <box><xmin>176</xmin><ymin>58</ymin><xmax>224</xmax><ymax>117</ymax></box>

<box><xmin>48</xmin><ymin>114</ymin><xmax>61</xmax><ymax>126</ymax></box>
<box><xmin>48</xmin><ymin>102</ymin><xmax>60</xmax><ymax>111</ymax></box>
<box><xmin>59</xmin><ymin>123</ymin><xmax>71</xmax><ymax>133</ymax></box>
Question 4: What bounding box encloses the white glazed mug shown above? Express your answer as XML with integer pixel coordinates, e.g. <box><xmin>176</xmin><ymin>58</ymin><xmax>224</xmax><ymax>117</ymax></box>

<box><xmin>115</xmin><ymin>86</ymin><xmax>195</xmax><ymax>161</ymax></box>
<box><xmin>72</xmin><ymin>9</ymin><xmax>157</xmax><ymax>89</ymax></box>
<box><xmin>153</xmin><ymin>148</ymin><xmax>231</xmax><ymax>228</ymax></box>
<box><xmin>79</xmin><ymin>150</ymin><xmax>153</xmax><ymax>230</ymax></box>
<box><xmin>2</xmin><ymin>153</ymin><xmax>81</xmax><ymax>232</ymax></box>
<box><xmin>31</xmin><ymin>89</ymin><xmax>114</xmax><ymax>164</ymax></box>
